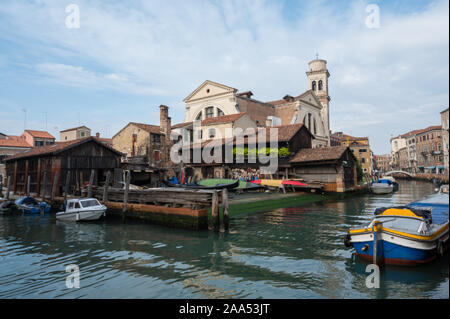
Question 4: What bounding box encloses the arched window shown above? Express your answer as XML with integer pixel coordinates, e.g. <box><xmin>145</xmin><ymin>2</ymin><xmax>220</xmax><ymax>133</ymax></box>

<box><xmin>303</xmin><ymin>115</ymin><xmax>307</xmax><ymax>126</ymax></box>
<box><xmin>308</xmin><ymin>113</ymin><xmax>312</xmax><ymax>131</ymax></box>
<box><xmin>313</xmin><ymin>118</ymin><xmax>317</xmax><ymax>135</ymax></box>
<box><xmin>205</xmin><ymin>107</ymin><xmax>214</xmax><ymax>118</ymax></box>
<box><xmin>217</xmin><ymin>108</ymin><xmax>225</xmax><ymax>117</ymax></box>
<box><xmin>318</xmin><ymin>80</ymin><xmax>323</xmax><ymax>91</ymax></box>
<box><xmin>312</xmin><ymin>81</ymin><xmax>316</xmax><ymax>91</ymax></box>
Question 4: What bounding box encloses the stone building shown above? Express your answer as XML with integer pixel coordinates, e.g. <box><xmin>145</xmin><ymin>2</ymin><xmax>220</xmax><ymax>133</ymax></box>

<box><xmin>180</xmin><ymin>58</ymin><xmax>331</xmax><ymax>148</ymax></box>
<box><xmin>441</xmin><ymin>108</ymin><xmax>449</xmax><ymax>174</ymax></box>
<box><xmin>373</xmin><ymin>154</ymin><xmax>391</xmax><ymax>173</ymax></box>
<box><xmin>60</xmin><ymin>126</ymin><xmax>91</xmax><ymax>141</ymax></box>
<box><xmin>415</xmin><ymin>125</ymin><xmax>444</xmax><ymax>173</ymax></box>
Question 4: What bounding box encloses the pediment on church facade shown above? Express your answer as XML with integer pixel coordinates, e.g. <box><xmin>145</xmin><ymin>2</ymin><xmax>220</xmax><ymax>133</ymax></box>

<box><xmin>296</xmin><ymin>90</ymin><xmax>323</xmax><ymax>109</ymax></box>
<box><xmin>183</xmin><ymin>80</ymin><xmax>237</xmax><ymax>103</ymax></box>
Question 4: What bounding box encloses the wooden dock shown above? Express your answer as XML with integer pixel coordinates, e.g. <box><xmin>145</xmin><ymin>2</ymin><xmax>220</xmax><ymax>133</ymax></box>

<box><xmin>85</xmin><ymin>186</ymin><xmax>229</xmax><ymax>231</ymax></box>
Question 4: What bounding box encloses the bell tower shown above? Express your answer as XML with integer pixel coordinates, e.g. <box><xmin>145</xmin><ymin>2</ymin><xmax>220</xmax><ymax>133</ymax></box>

<box><xmin>306</xmin><ymin>56</ymin><xmax>331</xmax><ymax>144</ymax></box>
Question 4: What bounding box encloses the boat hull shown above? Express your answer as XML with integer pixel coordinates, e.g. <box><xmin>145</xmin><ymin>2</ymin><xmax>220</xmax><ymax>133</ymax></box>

<box><xmin>370</xmin><ymin>185</ymin><xmax>394</xmax><ymax>194</ymax></box>
<box><xmin>56</xmin><ymin>209</ymin><xmax>105</xmax><ymax>222</ymax></box>
<box><xmin>348</xmin><ymin>228</ymin><xmax>449</xmax><ymax>266</ymax></box>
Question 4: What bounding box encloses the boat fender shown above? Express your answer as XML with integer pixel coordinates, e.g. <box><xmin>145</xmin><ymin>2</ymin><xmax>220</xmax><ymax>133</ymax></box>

<box><xmin>436</xmin><ymin>240</ymin><xmax>445</xmax><ymax>258</ymax></box>
<box><xmin>344</xmin><ymin>234</ymin><xmax>352</xmax><ymax>247</ymax></box>
<box><xmin>76</xmin><ymin>213</ymin><xmax>80</xmax><ymax>221</ymax></box>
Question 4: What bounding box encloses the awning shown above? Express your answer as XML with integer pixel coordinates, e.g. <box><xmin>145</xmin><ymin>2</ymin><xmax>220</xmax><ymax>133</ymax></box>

<box><xmin>425</xmin><ymin>166</ymin><xmax>436</xmax><ymax>169</ymax></box>
<box><xmin>437</xmin><ymin>165</ymin><xmax>445</xmax><ymax>169</ymax></box>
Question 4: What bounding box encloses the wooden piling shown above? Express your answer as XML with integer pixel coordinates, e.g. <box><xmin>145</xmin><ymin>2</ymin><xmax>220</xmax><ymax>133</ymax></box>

<box><xmin>212</xmin><ymin>190</ymin><xmax>219</xmax><ymax>231</ymax></box>
<box><xmin>123</xmin><ymin>171</ymin><xmax>130</xmax><ymax>213</ymax></box>
<box><xmin>64</xmin><ymin>171</ymin><xmax>71</xmax><ymax>202</ymax></box>
<box><xmin>222</xmin><ymin>188</ymin><xmax>229</xmax><ymax>231</ymax></box>
<box><xmin>26</xmin><ymin>175</ymin><xmax>31</xmax><ymax>197</ymax></box>
<box><xmin>5</xmin><ymin>176</ymin><xmax>11</xmax><ymax>200</ymax></box>
<box><xmin>103</xmin><ymin>171</ymin><xmax>111</xmax><ymax>203</ymax></box>
<box><xmin>87</xmin><ymin>169</ymin><xmax>94</xmax><ymax>198</ymax></box>
<box><xmin>51</xmin><ymin>172</ymin><xmax>58</xmax><ymax>202</ymax></box>
<box><xmin>41</xmin><ymin>172</ymin><xmax>47</xmax><ymax>200</ymax></box>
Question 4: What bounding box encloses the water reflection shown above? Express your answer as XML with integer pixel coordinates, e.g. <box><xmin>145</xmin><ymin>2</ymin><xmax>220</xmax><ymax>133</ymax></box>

<box><xmin>0</xmin><ymin>180</ymin><xmax>447</xmax><ymax>298</ymax></box>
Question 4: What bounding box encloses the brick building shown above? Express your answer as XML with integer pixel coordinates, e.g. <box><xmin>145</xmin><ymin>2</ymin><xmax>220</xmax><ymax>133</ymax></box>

<box><xmin>416</xmin><ymin>125</ymin><xmax>444</xmax><ymax>173</ymax></box>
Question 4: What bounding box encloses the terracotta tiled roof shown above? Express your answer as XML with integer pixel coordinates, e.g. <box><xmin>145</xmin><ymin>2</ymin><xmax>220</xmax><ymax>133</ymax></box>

<box><xmin>129</xmin><ymin>122</ymin><xmax>163</xmax><ymax>135</ymax></box>
<box><xmin>414</xmin><ymin>125</ymin><xmax>442</xmax><ymax>135</ymax></box>
<box><xmin>4</xmin><ymin>137</ymin><xmax>122</xmax><ymax>161</ymax></box>
<box><xmin>201</xmin><ymin>113</ymin><xmax>246</xmax><ymax>126</ymax></box>
<box><xmin>261</xmin><ymin>123</ymin><xmax>310</xmax><ymax>142</ymax></box>
<box><xmin>24</xmin><ymin>130</ymin><xmax>55</xmax><ymax>139</ymax></box>
<box><xmin>0</xmin><ymin>138</ymin><xmax>32</xmax><ymax>148</ymax></box>
<box><xmin>172</xmin><ymin>122</ymin><xmax>193</xmax><ymax>129</ymax></box>
<box><xmin>290</xmin><ymin>146</ymin><xmax>350</xmax><ymax>163</ymax></box>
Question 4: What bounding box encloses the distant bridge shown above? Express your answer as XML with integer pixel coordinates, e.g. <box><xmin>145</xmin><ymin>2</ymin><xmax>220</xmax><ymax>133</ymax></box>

<box><xmin>383</xmin><ymin>170</ymin><xmax>413</xmax><ymax>177</ymax></box>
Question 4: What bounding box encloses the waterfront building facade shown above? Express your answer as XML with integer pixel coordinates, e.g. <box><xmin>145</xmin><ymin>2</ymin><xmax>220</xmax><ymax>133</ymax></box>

<box><xmin>441</xmin><ymin>108</ymin><xmax>449</xmax><ymax>174</ymax></box>
<box><xmin>415</xmin><ymin>125</ymin><xmax>444</xmax><ymax>173</ymax></box>
<box><xmin>373</xmin><ymin>154</ymin><xmax>392</xmax><ymax>173</ymax></box>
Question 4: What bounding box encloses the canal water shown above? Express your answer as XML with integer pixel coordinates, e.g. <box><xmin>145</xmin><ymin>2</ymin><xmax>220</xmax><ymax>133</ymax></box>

<box><xmin>0</xmin><ymin>180</ymin><xmax>447</xmax><ymax>299</ymax></box>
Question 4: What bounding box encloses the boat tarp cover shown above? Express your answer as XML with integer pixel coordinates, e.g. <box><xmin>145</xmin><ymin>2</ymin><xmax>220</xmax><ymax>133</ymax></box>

<box><xmin>374</xmin><ymin>206</ymin><xmax>432</xmax><ymax>223</ymax></box>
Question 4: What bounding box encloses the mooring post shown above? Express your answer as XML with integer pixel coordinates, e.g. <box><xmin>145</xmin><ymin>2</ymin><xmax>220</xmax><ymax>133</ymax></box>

<box><xmin>26</xmin><ymin>175</ymin><xmax>31</xmax><ymax>197</ymax></box>
<box><xmin>103</xmin><ymin>170</ymin><xmax>111</xmax><ymax>203</ymax></box>
<box><xmin>51</xmin><ymin>172</ymin><xmax>58</xmax><ymax>203</ymax></box>
<box><xmin>212</xmin><ymin>190</ymin><xmax>219</xmax><ymax>231</ymax></box>
<box><xmin>41</xmin><ymin>172</ymin><xmax>47</xmax><ymax>200</ymax></box>
<box><xmin>5</xmin><ymin>176</ymin><xmax>11</xmax><ymax>200</ymax></box>
<box><xmin>123</xmin><ymin>171</ymin><xmax>130</xmax><ymax>214</ymax></box>
<box><xmin>373</xmin><ymin>220</ymin><xmax>383</xmax><ymax>265</ymax></box>
<box><xmin>64</xmin><ymin>171</ymin><xmax>71</xmax><ymax>202</ymax></box>
<box><xmin>87</xmin><ymin>169</ymin><xmax>95</xmax><ymax>198</ymax></box>
<box><xmin>222</xmin><ymin>188</ymin><xmax>229</xmax><ymax>231</ymax></box>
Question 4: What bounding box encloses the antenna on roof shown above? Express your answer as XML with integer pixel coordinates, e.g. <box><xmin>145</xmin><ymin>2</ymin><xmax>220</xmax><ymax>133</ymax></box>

<box><xmin>22</xmin><ymin>108</ymin><xmax>27</xmax><ymax>130</ymax></box>
<box><xmin>315</xmin><ymin>53</ymin><xmax>319</xmax><ymax>60</ymax></box>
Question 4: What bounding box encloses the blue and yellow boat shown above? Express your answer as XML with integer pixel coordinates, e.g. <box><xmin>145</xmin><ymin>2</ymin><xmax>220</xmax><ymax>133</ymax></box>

<box><xmin>344</xmin><ymin>185</ymin><xmax>449</xmax><ymax>266</ymax></box>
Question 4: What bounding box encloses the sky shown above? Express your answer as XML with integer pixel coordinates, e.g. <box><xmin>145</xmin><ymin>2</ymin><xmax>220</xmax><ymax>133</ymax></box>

<box><xmin>0</xmin><ymin>0</ymin><xmax>448</xmax><ymax>154</ymax></box>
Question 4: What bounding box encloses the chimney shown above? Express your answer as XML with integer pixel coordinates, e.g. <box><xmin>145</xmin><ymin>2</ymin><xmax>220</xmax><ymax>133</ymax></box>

<box><xmin>160</xmin><ymin>105</ymin><xmax>171</xmax><ymax>166</ymax></box>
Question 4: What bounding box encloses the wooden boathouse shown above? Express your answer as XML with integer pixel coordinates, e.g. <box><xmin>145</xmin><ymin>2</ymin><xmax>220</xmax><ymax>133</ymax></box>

<box><xmin>4</xmin><ymin>136</ymin><xmax>122</xmax><ymax>197</ymax></box>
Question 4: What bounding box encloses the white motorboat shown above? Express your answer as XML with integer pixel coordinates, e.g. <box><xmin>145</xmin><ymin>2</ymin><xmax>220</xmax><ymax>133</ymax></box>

<box><xmin>370</xmin><ymin>179</ymin><xmax>395</xmax><ymax>194</ymax></box>
<box><xmin>56</xmin><ymin>198</ymin><xmax>106</xmax><ymax>222</ymax></box>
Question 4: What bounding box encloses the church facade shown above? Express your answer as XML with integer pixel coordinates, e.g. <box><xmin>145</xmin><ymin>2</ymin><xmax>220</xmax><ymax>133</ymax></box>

<box><xmin>180</xmin><ymin>58</ymin><xmax>331</xmax><ymax>148</ymax></box>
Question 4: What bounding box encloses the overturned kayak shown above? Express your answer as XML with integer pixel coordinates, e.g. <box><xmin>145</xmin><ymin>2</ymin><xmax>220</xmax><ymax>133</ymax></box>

<box><xmin>345</xmin><ymin>185</ymin><xmax>449</xmax><ymax>266</ymax></box>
